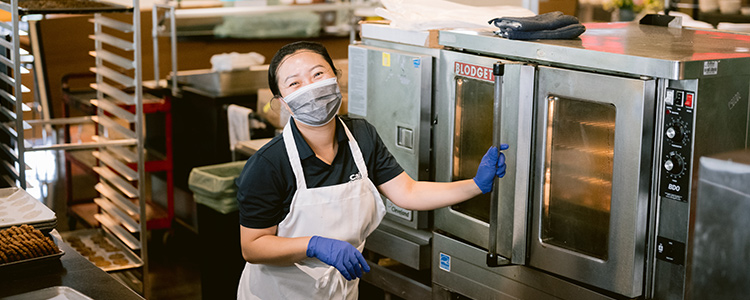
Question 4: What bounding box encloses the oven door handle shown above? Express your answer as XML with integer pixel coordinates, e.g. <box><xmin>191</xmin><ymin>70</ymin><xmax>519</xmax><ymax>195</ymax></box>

<box><xmin>487</xmin><ymin>62</ymin><xmax>510</xmax><ymax>267</ymax></box>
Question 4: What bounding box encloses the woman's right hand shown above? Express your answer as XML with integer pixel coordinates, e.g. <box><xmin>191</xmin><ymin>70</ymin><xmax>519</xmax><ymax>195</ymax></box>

<box><xmin>473</xmin><ymin>144</ymin><xmax>510</xmax><ymax>194</ymax></box>
<box><xmin>306</xmin><ymin>236</ymin><xmax>369</xmax><ymax>280</ymax></box>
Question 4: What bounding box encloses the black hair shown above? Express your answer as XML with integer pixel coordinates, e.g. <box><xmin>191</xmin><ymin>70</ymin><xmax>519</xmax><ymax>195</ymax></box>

<box><xmin>268</xmin><ymin>41</ymin><xmax>339</xmax><ymax>98</ymax></box>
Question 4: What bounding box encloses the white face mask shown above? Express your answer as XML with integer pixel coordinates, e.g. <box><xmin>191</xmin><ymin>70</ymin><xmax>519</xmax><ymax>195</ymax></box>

<box><xmin>282</xmin><ymin>77</ymin><xmax>342</xmax><ymax>127</ymax></box>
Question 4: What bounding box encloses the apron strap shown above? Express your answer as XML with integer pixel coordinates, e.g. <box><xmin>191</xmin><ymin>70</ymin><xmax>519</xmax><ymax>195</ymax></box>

<box><xmin>282</xmin><ymin>118</ymin><xmax>370</xmax><ymax>190</ymax></box>
<box><xmin>282</xmin><ymin>122</ymin><xmax>308</xmax><ymax>190</ymax></box>
<box><xmin>339</xmin><ymin>118</ymin><xmax>369</xmax><ymax>179</ymax></box>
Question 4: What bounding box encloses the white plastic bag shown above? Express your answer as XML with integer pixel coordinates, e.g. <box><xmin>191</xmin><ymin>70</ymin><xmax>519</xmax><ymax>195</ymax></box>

<box><xmin>210</xmin><ymin>52</ymin><xmax>265</xmax><ymax>72</ymax></box>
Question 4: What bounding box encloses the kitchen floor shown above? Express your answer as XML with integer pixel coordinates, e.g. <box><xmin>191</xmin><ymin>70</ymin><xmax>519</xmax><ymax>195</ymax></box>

<box><xmin>25</xmin><ymin>133</ymin><xmax>391</xmax><ymax>300</ymax></box>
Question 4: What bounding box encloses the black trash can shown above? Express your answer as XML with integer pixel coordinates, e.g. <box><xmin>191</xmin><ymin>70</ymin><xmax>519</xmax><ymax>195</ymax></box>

<box><xmin>189</xmin><ymin>161</ymin><xmax>247</xmax><ymax>300</ymax></box>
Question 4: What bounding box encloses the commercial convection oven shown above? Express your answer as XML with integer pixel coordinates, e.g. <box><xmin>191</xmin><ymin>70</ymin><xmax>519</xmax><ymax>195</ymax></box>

<box><xmin>432</xmin><ymin>22</ymin><xmax>750</xmax><ymax>300</ymax></box>
<box><xmin>347</xmin><ymin>29</ymin><xmax>441</xmax><ymax>298</ymax></box>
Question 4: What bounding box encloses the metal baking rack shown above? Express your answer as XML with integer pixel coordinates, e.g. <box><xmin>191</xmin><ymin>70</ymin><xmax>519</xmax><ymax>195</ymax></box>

<box><xmin>0</xmin><ymin>0</ymin><xmax>150</xmax><ymax>297</ymax></box>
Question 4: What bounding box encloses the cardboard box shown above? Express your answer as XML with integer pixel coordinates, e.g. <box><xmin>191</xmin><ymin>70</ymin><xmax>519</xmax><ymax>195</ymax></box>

<box><xmin>539</xmin><ymin>0</ymin><xmax>578</xmax><ymax>16</ymax></box>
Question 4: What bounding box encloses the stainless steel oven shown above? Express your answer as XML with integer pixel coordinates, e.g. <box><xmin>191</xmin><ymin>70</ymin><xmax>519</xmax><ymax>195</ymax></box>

<box><xmin>347</xmin><ymin>36</ymin><xmax>442</xmax><ymax>298</ymax></box>
<box><xmin>431</xmin><ymin>23</ymin><xmax>750</xmax><ymax>300</ymax></box>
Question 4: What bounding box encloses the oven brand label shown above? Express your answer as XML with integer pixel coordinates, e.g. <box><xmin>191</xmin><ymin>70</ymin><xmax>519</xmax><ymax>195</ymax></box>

<box><xmin>386</xmin><ymin>200</ymin><xmax>412</xmax><ymax>221</ymax></box>
<box><xmin>455</xmin><ymin>62</ymin><xmax>494</xmax><ymax>82</ymax></box>
<box><xmin>439</xmin><ymin>253</ymin><xmax>451</xmax><ymax>272</ymax></box>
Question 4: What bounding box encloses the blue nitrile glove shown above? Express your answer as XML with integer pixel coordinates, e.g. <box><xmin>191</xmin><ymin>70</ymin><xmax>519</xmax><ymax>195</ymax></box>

<box><xmin>306</xmin><ymin>236</ymin><xmax>369</xmax><ymax>281</ymax></box>
<box><xmin>473</xmin><ymin>144</ymin><xmax>510</xmax><ymax>194</ymax></box>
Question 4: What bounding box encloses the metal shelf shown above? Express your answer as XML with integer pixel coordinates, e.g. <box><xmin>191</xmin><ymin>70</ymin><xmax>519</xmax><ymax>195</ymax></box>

<box><xmin>1</xmin><ymin>0</ymin><xmax>150</xmax><ymax>297</ymax></box>
<box><xmin>150</xmin><ymin>0</ymin><xmax>376</xmax><ymax>96</ymax></box>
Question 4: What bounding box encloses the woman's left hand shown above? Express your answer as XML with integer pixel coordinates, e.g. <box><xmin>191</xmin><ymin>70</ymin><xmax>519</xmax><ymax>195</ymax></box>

<box><xmin>306</xmin><ymin>236</ymin><xmax>369</xmax><ymax>280</ymax></box>
<box><xmin>473</xmin><ymin>144</ymin><xmax>510</xmax><ymax>194</ymax></box>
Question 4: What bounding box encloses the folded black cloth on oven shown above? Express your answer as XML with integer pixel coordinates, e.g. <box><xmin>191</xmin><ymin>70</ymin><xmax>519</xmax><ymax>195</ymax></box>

<box><xmin>488</xmin><ymin>11</ymin><xmax>579</xmax><ymax>31</ymax></box>
<box><xmin>488</xmin><ymin>11</ymin><xmax>585</xmax><ymax>40</ymax></box>
<box><xmin>493</xmin><ymin>23</ymin><xmax>586</xmax><ymax>40</ymax></box>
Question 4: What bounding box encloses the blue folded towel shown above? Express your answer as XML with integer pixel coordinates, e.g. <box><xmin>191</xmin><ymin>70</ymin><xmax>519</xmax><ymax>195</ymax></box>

<box><xmin>488</xmin><ymin>11</ymin><xmax>585</xmax><ymax>40</ymax></box>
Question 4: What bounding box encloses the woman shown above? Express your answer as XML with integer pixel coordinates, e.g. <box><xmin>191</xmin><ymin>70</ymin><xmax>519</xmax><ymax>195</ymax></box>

<box><xmin>235</xmin><ymin>41</ymin><xmax>509</xmax><ymax>299</ymax></box>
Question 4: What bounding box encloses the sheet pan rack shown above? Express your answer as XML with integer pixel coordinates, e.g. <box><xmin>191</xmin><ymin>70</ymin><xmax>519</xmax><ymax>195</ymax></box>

<box><xmin>0</xmin><ymin>0</ymin><xmax>151</xmax><ymax>297</ymax></box>
<box><xmin>0</xmin><ymin>2</ymin><xmax>32</xmax><ymax>189</ymax></box>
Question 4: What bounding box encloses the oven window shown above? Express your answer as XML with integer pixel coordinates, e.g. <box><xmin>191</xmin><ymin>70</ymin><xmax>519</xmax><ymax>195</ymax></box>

<box><xmin>542</xmin><ymin>96</ymin><xmax>615</xmax><ymax>260</ymax></box>
<box><xmin>450</xmin><ymin>77</ymin><xmax>493</xmax><ymax>222</ymax></box>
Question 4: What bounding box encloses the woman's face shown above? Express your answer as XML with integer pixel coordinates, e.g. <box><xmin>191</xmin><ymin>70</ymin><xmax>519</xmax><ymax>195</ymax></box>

<box><xmin>276</xmin><ymin>50</ymin><xmax>336</xmax><ymax>98</ymax></box>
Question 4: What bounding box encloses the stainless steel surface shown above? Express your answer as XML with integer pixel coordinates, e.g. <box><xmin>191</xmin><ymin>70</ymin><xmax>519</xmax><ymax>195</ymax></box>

<box><xmin>152</xmin><ymin>2</ymin><xmax>368</xmax><ymax>40</ymax></box>
<box><xmin>350</xmin><ymin>32</ymin><xmax>442</xmax><ymax>300</ymax></box>
<box><xmin>234</xmin><ymin>138</ymin><xmax>273</xmax><ymax>157</ymax></box>
<box><xmin>486</xmin><ymin>63</ymin><xmax>502</xmax><ymax>266</ymax></box>
<box><xmin>174</xmin><ymin>68</ymin><xmax>268</xmax><ymax>97</ymax></box>
<box><xmin>152</xmin><ymin>4</ymin><xmax>180</xmax><ymax>97</ymax></box>
<box><xmin>690</xmin><ymin>150</ymin><xmax>750</xmax><ymax>300</ymax></box>
<box><xmin>431</xmin><ymin>232</ymin><xmax>617</xmax><ymax>300</ymax></box>
<box><xmin>653</xmin><ymin>74</ymin><xmax>750</xmax><ymax>299</ymax></box>
<box><xmin>529</xmin><ymin>66</ymin><xmax>655</xmax><ymax>298</ymax></box>
<box><xmin>348</xmin><ymin>43</ymin><xmax>433</xmax><ymax>230</ymax></box>
<box><xmin>434</xmin><ymin>50</ymin><xmax>533</xmax><ymax>262</ymax></box>
<box><xmin>439</xmin><ymin>23</ymin><xmax>750</xmax><ymax>80</ymax></box>
<box><xmin>1</xmin><ymin>286</ymin><xmax>93</xmax><ymax>300</ymax></box>
<box><xmin>644</xmin><ymin>78</ymin><xmax>668</xmax><ymax>299</ymax></box>
<box><xmin>365</xmin><ymin>219</ymin><xmax>432</xmax><ymax>270</ymax></box>
<box><xmin>362</xmin><ymin>258</ymin><xmax>432</xmax><ymax>300</ymax></box>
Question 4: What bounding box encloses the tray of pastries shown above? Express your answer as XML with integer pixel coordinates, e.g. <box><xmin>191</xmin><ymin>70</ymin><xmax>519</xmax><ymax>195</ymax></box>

<box><xmin>0</xmin><ymin>224</ymin><xmax>63</xmax><ymax>267</ymax></box>
<box><xmin>0</xmin><ymin>187</ymin><xmax>57</xmax><ymax>233</ymax></box>
<box><xmin>61</xmin><ymin>228</ymin><xmax>142</xmax><ymax>272</ymax></box>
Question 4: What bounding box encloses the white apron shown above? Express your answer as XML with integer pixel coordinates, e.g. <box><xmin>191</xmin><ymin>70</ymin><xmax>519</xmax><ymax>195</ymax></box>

<box><xmin>238</xmin><ymin>119</ymin><xmax>386</xmax><ymax>300</ymax></box>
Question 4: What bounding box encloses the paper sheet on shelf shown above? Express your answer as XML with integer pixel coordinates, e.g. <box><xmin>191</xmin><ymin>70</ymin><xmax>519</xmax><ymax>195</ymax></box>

<box><xmin>375</xmin><ymin>0</ymin><xmax>535</xmax><ymax>31</ymax></box>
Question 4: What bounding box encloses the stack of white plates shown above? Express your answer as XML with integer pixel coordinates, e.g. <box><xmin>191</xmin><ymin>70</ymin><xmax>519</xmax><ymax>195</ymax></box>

<box><xmin>0</xmin><ymin>187</ymin><xmax>57</xmax><ymax>233</ymax></box>
<box><xmin>717</xmin><ymin>22</ymin><xmax>750</xmax><ymax>33</ymax></box>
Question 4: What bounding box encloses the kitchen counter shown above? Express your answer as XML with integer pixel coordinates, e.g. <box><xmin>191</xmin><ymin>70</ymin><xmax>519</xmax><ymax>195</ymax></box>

<box><xmin>0</xmin><ymin>235</ymin><xmax>144</xmax><ymax>300</ymax></box>
<box><xmin>235</xmin><ymin>138</ymin><xmax>273</xmax><ymax>157</ymax></box>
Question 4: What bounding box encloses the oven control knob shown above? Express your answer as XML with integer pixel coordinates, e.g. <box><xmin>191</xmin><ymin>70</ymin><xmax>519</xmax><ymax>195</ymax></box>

<box><xmin>665</xmin><ymin>120</ymin><xmax>690</xmax><ymax>146</ymax></box>
<box><xmin>664</xmin><ymin>152</ymin><xmax>685</xmax><ymax>176</ymax></box>
<box><xmin>665</xmin><ymin>126</ymin><xmax>682</xmax><ymax>142</ymax></box>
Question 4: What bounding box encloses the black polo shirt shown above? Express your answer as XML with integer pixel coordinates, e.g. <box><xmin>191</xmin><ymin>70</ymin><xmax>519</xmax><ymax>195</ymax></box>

<box><xmin>236</xmin><ymin>116</ymin><xmax>404</xmax><ymax>229</ymax></box>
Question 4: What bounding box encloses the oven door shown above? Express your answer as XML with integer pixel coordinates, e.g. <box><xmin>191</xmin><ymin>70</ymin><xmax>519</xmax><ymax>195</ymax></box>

<box><xmin>529</xmin><ymin>66</ymin><xmax>655</xmax><ymax>298</ymax></box>
<box><xmin>434</xmin><ymin>50</ymin><xmax>534</xmax><ymax>264</ymax></box>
